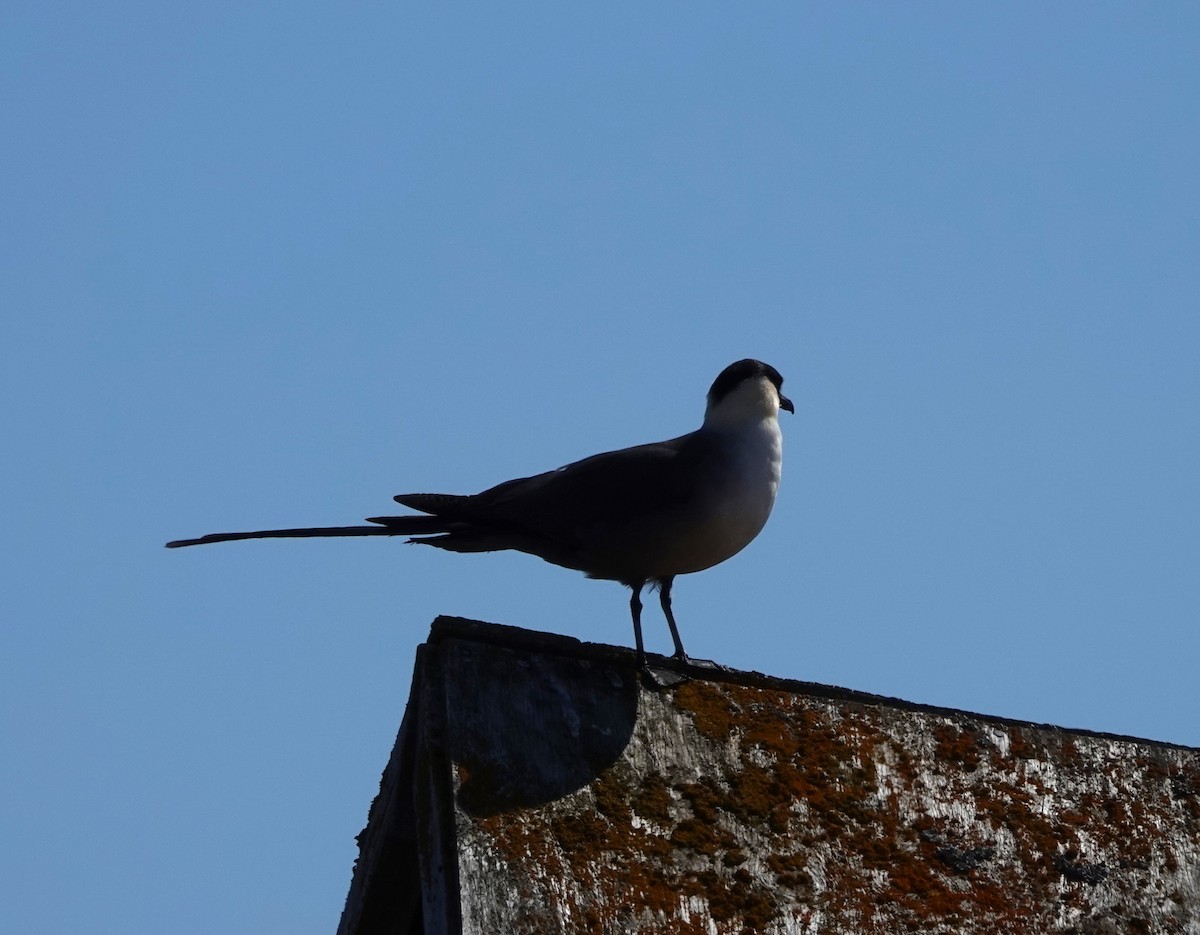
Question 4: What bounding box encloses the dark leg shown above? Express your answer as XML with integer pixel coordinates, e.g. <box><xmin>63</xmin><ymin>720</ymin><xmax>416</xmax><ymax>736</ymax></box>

<box><xmin>659</xmin><ymin>576</ymin><xmax>690</xmax><ymax>662</ymax></box>
<box><xmin>632</xmin><ymin>579</ymin><xmax>689</xmax><ymax>689</ymax></box>
<box><xmin>629</xmin><ymin>581</ymin><xmax>647</xmax><ymax>668</ymax></box>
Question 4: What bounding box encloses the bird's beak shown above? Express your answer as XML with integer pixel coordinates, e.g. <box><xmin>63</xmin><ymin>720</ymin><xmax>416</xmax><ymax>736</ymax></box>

<box><xmin>780</xmin><ymin>394</ymin><xmax>795</xmax><ymax>414</ymax></box>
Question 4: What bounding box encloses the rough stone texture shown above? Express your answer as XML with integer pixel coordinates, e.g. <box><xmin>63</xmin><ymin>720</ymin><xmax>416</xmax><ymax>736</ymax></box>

<box><xmin>338</xmin><ymin>618</ymin><xmax>1200</xmax><ymax>935</ymax></box>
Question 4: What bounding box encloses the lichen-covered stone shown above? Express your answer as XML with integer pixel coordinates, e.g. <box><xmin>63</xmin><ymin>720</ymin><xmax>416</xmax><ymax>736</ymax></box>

<box><xmin>338</xmin><ymin>619</ymin><xmax>1200</xmax><ymax>935</ymax></box>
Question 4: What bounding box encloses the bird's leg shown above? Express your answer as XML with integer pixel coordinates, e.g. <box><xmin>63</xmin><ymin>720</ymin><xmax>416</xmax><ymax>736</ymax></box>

<box><xmin>658</xmin><ymin>575</ymin><xmax>691</xmax><ymax>664</ymax></box>
<box><xmin>630</xmin><ymin>581</ymin><xmax>647</xmax><ymax>669</ymax></box>
<box><xmin>630</xmin><ymin>579</ymin><xmax>689</xmax><ymax>689</ymax></box>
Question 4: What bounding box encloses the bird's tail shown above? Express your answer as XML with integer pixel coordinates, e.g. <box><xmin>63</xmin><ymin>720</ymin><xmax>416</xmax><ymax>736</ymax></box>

<box><xmin>165</xmin><ymin>515</ymin><xmax>448</xmax><ymax>549</ymax></box>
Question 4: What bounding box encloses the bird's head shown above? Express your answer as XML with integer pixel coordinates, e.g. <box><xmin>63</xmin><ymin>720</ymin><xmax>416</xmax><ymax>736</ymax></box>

<box><xmin>703</xmin><ymin>359</ymin><xmax>794</xmax><ymax>427</ymax></box>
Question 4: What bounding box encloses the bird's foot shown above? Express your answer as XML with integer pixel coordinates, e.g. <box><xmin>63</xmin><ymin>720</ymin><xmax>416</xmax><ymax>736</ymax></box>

<box><xmin>672</xmin><ymin>653</ymin><xmax>725</xmax><ymax>673</ymax></box>
<box><xmin>640</xmin><ymin>665</ymin><xmax>689</xmax><ymax>690</ymax></box>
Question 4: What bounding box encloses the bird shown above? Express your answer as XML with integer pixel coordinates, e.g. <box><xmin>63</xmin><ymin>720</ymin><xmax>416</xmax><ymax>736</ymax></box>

<box><xmin>167</xmin><ymin>358</ymin><xmax>793</xmax><ymax>676</ymax></box>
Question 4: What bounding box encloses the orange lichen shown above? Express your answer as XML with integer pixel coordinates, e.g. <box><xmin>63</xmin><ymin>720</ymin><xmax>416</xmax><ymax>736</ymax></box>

<box><xmin>934</xmin><ymin>722</ymin><xmax>982</xmax><ymax>772</ymax></box>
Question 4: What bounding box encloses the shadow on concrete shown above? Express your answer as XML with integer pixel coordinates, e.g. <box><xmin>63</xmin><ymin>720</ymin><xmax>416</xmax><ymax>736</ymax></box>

<box><xmin>439</xmin><ymin>635</ymin><xmax>640</xmax><ymax>817</ymax></box>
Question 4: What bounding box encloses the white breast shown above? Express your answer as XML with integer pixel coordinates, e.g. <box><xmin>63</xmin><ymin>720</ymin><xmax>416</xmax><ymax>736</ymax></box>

<box><xmin>708</xmin><ymin>417</ymin><xmax>783</xmax><ymax>549</ymax></box>
<box><xmin>651</xmin><ymin>416</ymin><xmax>783</xmax><ymax>577</ymax></box>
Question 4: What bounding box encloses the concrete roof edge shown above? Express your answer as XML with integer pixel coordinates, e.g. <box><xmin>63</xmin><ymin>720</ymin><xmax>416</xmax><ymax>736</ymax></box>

<box><xmin>425</xmin><ymin>615</ymin><xmax>1198</xmax><ymax>754</ymax></box>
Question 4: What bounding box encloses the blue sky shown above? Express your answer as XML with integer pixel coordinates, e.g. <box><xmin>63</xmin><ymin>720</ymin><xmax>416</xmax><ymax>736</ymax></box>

<box><xmin>4</xmin><ymin>3</ymin><xmax>1199</xmax><ymax>932</ymax></box>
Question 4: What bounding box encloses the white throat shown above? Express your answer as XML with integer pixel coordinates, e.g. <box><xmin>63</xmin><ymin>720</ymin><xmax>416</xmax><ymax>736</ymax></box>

<box><xmin>703</xmin><ymin>376</ymin><xmax>785</xmax><ymax>430</ymax></box>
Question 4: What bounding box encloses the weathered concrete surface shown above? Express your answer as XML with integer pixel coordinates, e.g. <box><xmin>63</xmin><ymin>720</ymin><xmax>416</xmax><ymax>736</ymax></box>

<box><xmin>339</xmin><ymin>618</ymin><xmax>1200</xmax><ymax>935</ymax></box>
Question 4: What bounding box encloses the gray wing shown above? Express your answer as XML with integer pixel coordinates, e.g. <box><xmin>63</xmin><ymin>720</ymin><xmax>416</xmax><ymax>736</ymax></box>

<box><xmin>388</xmin><ymin>433</ymin><xmax>711</xmax><ymax>569</ymax></box>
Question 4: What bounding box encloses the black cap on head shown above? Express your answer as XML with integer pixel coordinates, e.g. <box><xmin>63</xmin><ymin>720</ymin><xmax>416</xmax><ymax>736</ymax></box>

<box><xmin>707</xmin><ymin>359</ymin><xmax>790</xmax><ymax>409</ymax></box>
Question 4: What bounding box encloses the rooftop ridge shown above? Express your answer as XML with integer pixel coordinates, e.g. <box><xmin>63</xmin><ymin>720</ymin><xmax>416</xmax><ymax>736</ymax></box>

<box><xmin>429</xmin><ymin>615</ymin><xmax>1198</xmax><ymax>753</ymax></box>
